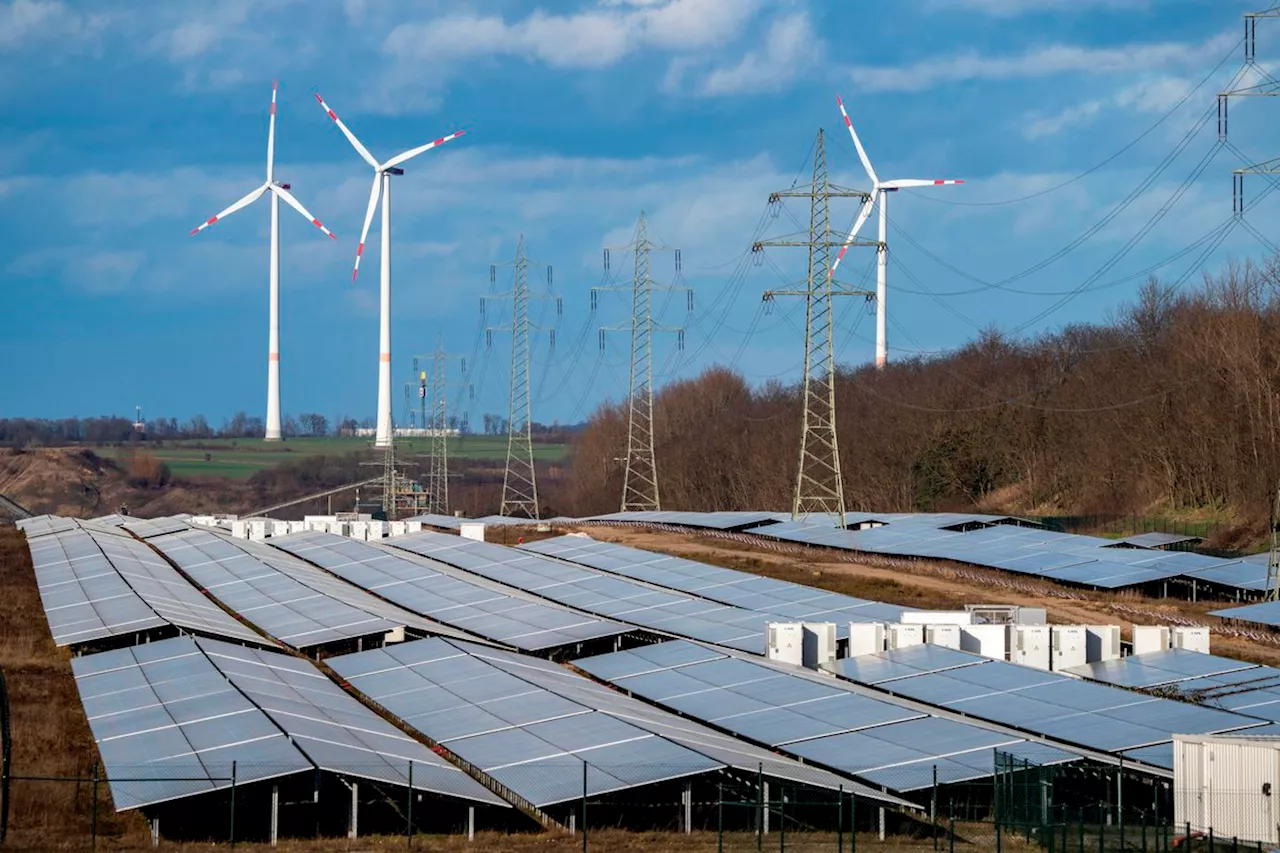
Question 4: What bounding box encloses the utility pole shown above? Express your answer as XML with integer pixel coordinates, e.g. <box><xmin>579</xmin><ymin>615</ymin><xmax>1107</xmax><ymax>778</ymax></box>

<box><xmin>594</xmin><ymin>212</ymin><xmax>690</xmax><ymax>513</ymax></box>
<box><xmin>410</xmin><ymin>344</ymin><xmax>467</xmax><ymax>516</ymax></box>
<box><xmin>484</xmin><ymin>236</ymin><xmax>559</xmax><ymax>519</ymax></box>
<box><xmin>754</xmin><ymin>129</ymin><xmax>874</xmax><ymax>525</ymax></box>
<box><xmin>1268</xmin><ymin>486</ymin><xmax>1280</xmax><ymax>602</ymax></box>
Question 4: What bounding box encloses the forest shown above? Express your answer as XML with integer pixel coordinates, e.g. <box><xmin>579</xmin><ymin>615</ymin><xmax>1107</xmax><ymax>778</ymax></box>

<box><xmin>562</xmin><ymin>258</ymin><xmax>1280</xmax><ymax>540</ymax></box>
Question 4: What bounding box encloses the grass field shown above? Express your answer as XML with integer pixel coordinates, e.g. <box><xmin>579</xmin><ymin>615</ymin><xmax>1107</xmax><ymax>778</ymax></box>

<box><xmin>107</xmin><ymin>436</ymin><xmax>569</xmax><ymax>480</ymax></box>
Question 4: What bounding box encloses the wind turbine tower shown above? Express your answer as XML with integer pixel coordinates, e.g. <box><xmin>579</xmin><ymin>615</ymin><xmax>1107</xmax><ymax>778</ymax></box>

<box><xmin>191</xmin><ymin>81</ymin><xmax>337</xmax><ymax>441</ymax></box>
<box><xmin>315</xmin><ymin>93</ymin><xmax>466</xmax><ymax>447</ymax></box>
<box><xmin>834</xmin><ymin>95</ymin><xmax>963</xmax><ymax>368</ymax></box>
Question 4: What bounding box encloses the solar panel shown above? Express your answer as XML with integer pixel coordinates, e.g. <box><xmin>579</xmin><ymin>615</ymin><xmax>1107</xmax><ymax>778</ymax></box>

<box><xmin>575</xmin><ymin>641</ymin><xmax>1083</xmax><ymax>794</ymax></box>
<box><xmin>522</xmin><ymin>536</ymin><xmax>899</xmax><ymax>626</ymax></box>
<box><xmin>834</xmin><ymin>650</ymin><xmax>1270</xmax><ymax>756</ymax></box>
<box><xmin>16</xmin><ymin>515</ymin><xmax>83</xmax><ymax>538</ymax></box>
<box><xmin>266</xmin><ymin>531</ymin><xmax>629</xmax><ymax>652</ymax></box>
<box><xmin>28</xmin><ymin>527</ymin><xmax>265</xmax><ymax>648</ymax></box>
<box><xmin>148</xmin><ymin>528</ymin><xmax>452</xmax><ymax>649</ymax></box>
<box><xmin>1064</xmin><ymin>649</ymin><xmax>1259</xmax><ymax>689</ymax></box>
<box><xmin>1211</xmin><ymin>600</ymin><xmax>1280</xmax><ymax>627</ymax></box>
<box><xmin>383</xmin><ymin>532</ymin><xmax>794</xmax><ymax>653</ymax></box>
<box><xmin>325</xmin><ymin>637</ymin><xmax>721</xmax><ymax>804</ymax></box>
<box><xmin>123</xmin><ymin>516</ymin><xmax>194</xmax><ymax>539</ymax></box>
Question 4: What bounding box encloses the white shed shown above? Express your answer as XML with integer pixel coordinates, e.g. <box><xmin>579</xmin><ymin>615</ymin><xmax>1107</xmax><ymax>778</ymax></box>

<box><xmin>1175</xmin><ymin>733</ymin><xmax>1280</xmax><ymax>844</ymax></box>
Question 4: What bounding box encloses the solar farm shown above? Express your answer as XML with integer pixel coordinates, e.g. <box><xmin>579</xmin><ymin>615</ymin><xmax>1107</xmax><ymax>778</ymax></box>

<box><xmin>7</xmin><ymin>508</ymin><xmax>1280</xmax><ymax>848</ymax></box>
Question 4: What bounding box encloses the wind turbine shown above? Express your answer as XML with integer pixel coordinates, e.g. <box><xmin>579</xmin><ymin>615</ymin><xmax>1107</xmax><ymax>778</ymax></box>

<box><xmin>831</xmin><ymin>95</ymin><xmax>963</xmax><ymax>368</ymax></box>
<box><xmin>190</xmin><ymin>81</ymin><xmax>337</xmax><ymax>442</ymax></box>
<box><xmin>314</xmin><ymin>92</ymin><xmax>466</xmax><ymax>448</ymax></box>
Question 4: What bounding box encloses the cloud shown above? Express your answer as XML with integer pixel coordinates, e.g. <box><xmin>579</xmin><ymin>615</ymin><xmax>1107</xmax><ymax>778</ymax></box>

<box><xmin>847</xmin><ymin>31</ymin><xmax>1237</xmax><ymax>93</ymax></box>
<box><xmin>698</xmin><ymin>12</ymin><xmax>815</xmax><ymax>96</ymax></box>
<box><xmin>382</xmin><ymin>0</ymin><xmax>762</xmax><ymax>68</ymax></box>
<box><xmin>0</xmin><ymin>0</ymin><xmax>106</xmax><ymax>52</ymax></box>
<box><xmin>1021</xmin><ymin>75</ymin><xmax>1197</xmax><ymax>139</ymax></box>
<box><xmin>923</xmin><ymin>0</ymin><xmax>1148</xmax><ymax>16</ymax></box>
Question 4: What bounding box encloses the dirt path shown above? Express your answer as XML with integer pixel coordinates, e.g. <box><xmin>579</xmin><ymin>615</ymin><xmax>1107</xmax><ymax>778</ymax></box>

<box><xmin>573</xmin><ymin>526</ymin><xmax>1280</xmax><ymax>668</ymax></box>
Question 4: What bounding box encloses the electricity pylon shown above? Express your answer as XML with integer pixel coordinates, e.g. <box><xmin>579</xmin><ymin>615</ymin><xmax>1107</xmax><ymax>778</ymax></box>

<box><xmin>1221</xmin><ymin>3</ymin><xmax>1280</xmax><ymax>212</ymax></box>
<box><xmin>485</xmin><ymin>237</ymin><xmax>559</xmax><ymax>519</ymax></box>
<box><xmin>754</xmin><ymin>129</ymin><xmax>874</xmax><ymax>525</ymax></box>
<box><xmin>1268</xmin><ymin>486</ymin><xmax>1280</xmax><ymax>602</ymax></box>
<box><xmin>409</xmin><ymin>344</ymin><xmax>467</xmax><ymax>516</ymax></box>
<box><xmin>594</xmin><ymin>212</ymin><xmax>690</xmax><ymax>512</ymax></box>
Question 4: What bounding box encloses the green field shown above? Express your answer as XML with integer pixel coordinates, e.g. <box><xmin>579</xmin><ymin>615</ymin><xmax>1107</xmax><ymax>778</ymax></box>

<box><xmin>110</xmin><ymin>436</ymin><xmax>569</xmax><ymax>480</ymax></box>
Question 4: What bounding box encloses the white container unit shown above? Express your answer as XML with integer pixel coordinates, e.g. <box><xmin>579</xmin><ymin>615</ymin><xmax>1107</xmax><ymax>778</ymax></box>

<box><xmin>460</xmin><ymin>522</ymin><xmax>486</xmax><ymax>542</ymax></box>
<box><xmin>802</xmin><ymin>622</ymin><xmax>838</xmax><ymax>670</ymax></box>
<box><xmin>1050</xmin><ymin>626</ymin><xmax>1088</xmax><ymax>671</ymax></box>
<box><xmin>287</xmin><ymin>521</ymin><xmax>306</xmax><ymax>535</ymax></box>
<box><xmin>960</xmin><ymin>624</ymin><xmax>1008</xmax><ymax>660</ymax></box>
<box><xmin>847</xmin><ymin>622</ymin><xmax>886</xmax><ymax>658</ymax></box>
<box><xmin>368</xmin><ymin>521</ymin><xmax>388</xmax><ymax>540</ymax></box>
<box><xmin>1133</xmin><ymin>625</ymin><xmax>1172</xmax><ymax>655</ymax></box>
<box><xmin>1085</xmin><ymin>626</ymin><xmax>1121</xmax><ymax>662</ymax></box>
<box><xmin>349</xmin><ymin>522</ymin><xmax>370</xmax><ymax>541</ymax></box>
<box><xmin>767</xmin><ymin>622</ymin><xmax>804</xmax><ymax>667</ymax></box>
<box><xmin>887</xmin><ymin>624</ymin><xmax>925</xmax><ymax>650</ymax></box>
<box><xmin>1175</xmin><ymin>734</ymin><xmax>1280</xmax><ymax>844</ymax></box>
<box><xmin>1172</xmin><ymin>626</ymin><xmax>1211</xmax><ymax>654</ymax></box>
<box><xmin>925</xmin><ymin>624</ymin><xmax>962</xmax><ymax>650</ymax></box>
<box><xmin>1011</xmin><ymin>625</ymin><xmax>1051</xmax><ymax>671</ymax></box>
<box><xmin>900</xmin><ymin>610</ymin><xmax>973</xmax><ymax>626</ymax></box>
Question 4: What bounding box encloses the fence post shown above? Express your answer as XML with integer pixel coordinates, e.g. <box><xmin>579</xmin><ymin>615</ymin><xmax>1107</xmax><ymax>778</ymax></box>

<box><xmin>581</xmin><ymin>759</ymin><xmax>587</xmax><ymax>853</ymax></box>
<box><xmin>932</xmin><ymin>765</ymin><xmax>939</xmax><ymax>853</ymax></box>
<box><xmin>757</xmin><ymin>764</ymin><xmax>764</xmax><ymax>853</ymax></box>
<box><xmin>948</xmin><ymin>817</ymin><xmax>954</xmax><ymax>853</ymax></box>
<box><xmin>837</xmin><ymin>786</ymin><xmax>844</xmax><ymax>853</ymax></box>
<box><xmin>851</xmin><ymin>788</ymin><xmax>860</xmax><ymax>853</ymax></box>
<box><xmin>90</xmin><ymin>761</ymin><xmax>99</xmax><ymax>853</ymax></box>
<box><xmin>779</xmin><ymin>790</ymin><xmax>785</xmax><ymax>852</ymax></box>
<box><xmin>996</xmin><ymin>814</ymin><xmax>1002</xmax><ymax>853</ymax></box>
<box><xmin>717</xmin><ymin>783</ymin><xmax>723</xmax><ymax>853</ymax></box>
<box><xmin>407</xmin><ymin>760</ymin><xmax>414</xmax><ymax>850</ymax></box>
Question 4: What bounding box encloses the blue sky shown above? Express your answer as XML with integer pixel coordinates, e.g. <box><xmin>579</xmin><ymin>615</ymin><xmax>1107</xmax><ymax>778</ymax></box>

<box><xmin>2</xmin><ymin>0</ymin><xmax>1275</xmax><ymax>429</ymax></box>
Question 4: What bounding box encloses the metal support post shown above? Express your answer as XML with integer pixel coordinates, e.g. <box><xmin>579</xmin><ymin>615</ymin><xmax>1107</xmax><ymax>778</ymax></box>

<box><xmin>838</xmin><ymin>786</ymin><xmax>844</xmax><ymax>853</ymax></box>
<box><xmin>878</xmin><ymin>806</ymin><xmax>885</xmax><ymax>842</ymax></box>
<box><xmin>468</xmin><ymin>806</ymin><xmax>475</xmax><ymax>842</ymax></box>
<box><xmin>271</xmin><ymin>784</ymin><xmax>279</xmax><ymax>847</ymax></box>
<box><xmin>683</xmin><ymin>780</ymin><xmax>692</xmax><ymax>834</ymax></box>
<box><xmin>717</xmin><ymin>783</ymin><xmax>723</xmax><ymax>853</ymax></box>
<box><xmin>407</xmin><ymin>761</ymin><xmax>414</xmax><ymax>849</ymax></box>
<box><xmin>91</xmin><ymin>762</ymin><xmax>100</xmax><ymax>853</ymax></box>
<box><xmin>581</xmin><ymin>759</ymin><xmax>587</xmax><ymax>853</ymax></box>
<box><xmin>229</xmin><ymin>760</ymin><xmax>237</xmax><ymax>850</ymax></box>
<box><xmin>763</xmin><ymin>781</ymin><xmax>770</xmax><ymax>836</ymax></box>
<box><xmin>151</xmin><ymin>816</ymin><xmax>160</xmax><ymax>848</ymax></box>
<box><xmin>349</xmin><ymin>780</ymin><xmax>358</xmax><ymax>840</ymax></box>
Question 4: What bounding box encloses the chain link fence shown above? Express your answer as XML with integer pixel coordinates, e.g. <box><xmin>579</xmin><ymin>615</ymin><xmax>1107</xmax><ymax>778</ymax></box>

<box><xmin>2</xmin><ymin>756</ymin><xmax>1277</xmax><ymax>851</ymax></box>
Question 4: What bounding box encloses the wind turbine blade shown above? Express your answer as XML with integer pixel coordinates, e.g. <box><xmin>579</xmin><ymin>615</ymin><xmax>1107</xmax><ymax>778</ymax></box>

<box><xmin>881</xmin><ymin>179</ymin><xmax>964</xmax><ymax>189</ymax></box>
<box><xmin>836</xmin><ymin>95</ymin><xmax>879</xmax><ymax>187</ymax></box>
<box><xmin>266</xmin><ymin>80</ymin><xmax>277</xmax><ymax>182</ymax></box>
<box><xmin>380</xmin><ymin>130</ymin><xmax>466</xmax><ymax>171</ymax></box>
<box><xmin>271</xmin><ymin>184</ymin><xmax>337</xmax><ymax>240</ymax></box>
<box><xmin>315</xmin><ymin>92</ymin><xmax>378</xmax><ymax>169</ymax></box>
<box><xmin>352</xmin><ymin>173</ymin><xmax>382</xmax><ymax>283</ymax></box>
<box><xmin>189</xmin><ymin>184</ymin><xmax>268</xmax><ymax>235</ymax></box>
<box><xmin>829</xmin><ymin>194</ymin><xmax>877</xmax><ymax>277</ymax></box>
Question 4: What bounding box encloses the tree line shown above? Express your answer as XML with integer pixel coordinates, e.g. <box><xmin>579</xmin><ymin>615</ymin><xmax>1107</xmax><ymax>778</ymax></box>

<box><xmin>558</xmin><ymin>257</ymin><xmax>1280</xmax><ymax>538</ymax></box>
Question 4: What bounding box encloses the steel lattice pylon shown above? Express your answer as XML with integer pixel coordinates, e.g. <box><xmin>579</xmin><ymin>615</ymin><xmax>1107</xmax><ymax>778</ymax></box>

<box><xmin>487</xmin><ymin>236</ymin><xmax>559</xmax><ymax>519</ymax></box>
<box><xmin>595</xmin><ymin>212</ymin><xmax>689</xmax><ymax>513</ymax></box>
<box><xmin>410</xmin><ymin>343</ymin><xmax>465</xmax><ymax>516</ymax></box>
<box><xmin>757</xmin><ymin>129</ymin><xmax>874</xmax><ymax>525</ymax></box>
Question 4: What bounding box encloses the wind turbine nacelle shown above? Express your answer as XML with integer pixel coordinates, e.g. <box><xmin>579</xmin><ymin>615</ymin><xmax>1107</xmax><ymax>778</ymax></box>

<box><xmin>387</xmin><ymin>167</ymin><xmax>405</xmax><ymax>176</ymax></box>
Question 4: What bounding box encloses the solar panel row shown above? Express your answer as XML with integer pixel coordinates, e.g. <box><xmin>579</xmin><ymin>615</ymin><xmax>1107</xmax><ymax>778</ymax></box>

<box><xmin>267</xmin><ymin>531</ymin><xmax>630</xmax><ymax>652</ymax></box>
<box><xmin>832</xmin><ymin>646</ymin><xmax>1270</xmax><ymax>767</ymax></box>
<box><xmin>574</xmin><ymin>641</ymin><xmax>1082</xmax><ymax>792</ymax></box>
<box><xmin>328</xmin><ymin>637</ymin><xmax>906</xmax><ymax>808</ymax></box>
<box><xmin>28</xmin><ymin>526</ymin><xmax>265</xmax><ymax>648</ymax></box>
<box><xmin>523</xmin><ymin>535</ymin><xmax>902</xmax><ymax>624</ymax></box>
<box><xmin>71</xmin><ymin>636</ymin><xmax>502</xmax><ymax>811</ymax></box>
<box><xmin>383</xmin><ymin>532</ymin><xmax>817</xmax><ymax>653</ymax></box>
<box><xmin>148</xmin><ymin>528</ymin><xmax>459</xmax><ymax>650</ymax></box>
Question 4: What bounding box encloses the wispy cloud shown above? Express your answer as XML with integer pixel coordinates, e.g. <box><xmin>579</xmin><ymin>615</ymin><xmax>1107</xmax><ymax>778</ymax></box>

<box><xmin>0</xmin><ymin>0</ymin><xmax>107</xmax><ymax>53</ymax></box>
<box><xmin>1021</xmin><ymin>76</ymin><xmax>1195</xmax><ymax>139</ymax></box>
<box><xmin>698</xmin><ymin>12</ymin><xmax>815</xmax><ymax>96</ymax></box>
<box><xmin>847</xmin><ymin>31</ymin><xmax>1237</xmax><ymax>93</ymax></box>
<box><xmin>923</xmin><ymin>0</ymin><xmax>1148</xmax><ymax>17</ymax></box>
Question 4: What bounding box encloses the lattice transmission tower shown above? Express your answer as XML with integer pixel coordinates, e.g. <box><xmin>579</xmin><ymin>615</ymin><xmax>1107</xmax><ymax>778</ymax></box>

<box><xmin>755</xmin><ymin>129</ymin><xmax>874</xmax><ymax>525</ymax></box>
<box><xmin>408</xmin><ymin>343</ymin><xmax>467</xmax><ymax>516</ymax></box>
<box><xmin>594</xmin><ymin>212</ymin><xmax>690</xmax><ymax>512</ymax></box>
<box><xmin>485</xmin><ymin>237</ymin><xmax>559</xmax><ymax>519</ymax></box>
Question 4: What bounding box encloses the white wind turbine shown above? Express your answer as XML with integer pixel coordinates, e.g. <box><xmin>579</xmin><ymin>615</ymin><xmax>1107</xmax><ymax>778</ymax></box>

<box><xmin>314</xmin><ymin>92</ymin><xmax>466</xmax><ymax>448</ymax></box>
<box><xmin>190</xmin><ymin>81</ymin><xmax>337</xmax><ymax>442</ymax></box>
<box><xmin>830</xmin><ymin>95</ymin><xmax>963</xmax><ymax>368</ymax></box>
